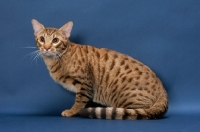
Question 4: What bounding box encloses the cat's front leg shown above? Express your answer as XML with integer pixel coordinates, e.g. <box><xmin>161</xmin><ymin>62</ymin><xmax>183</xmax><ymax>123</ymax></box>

<box><xmin>62</xmin><ymin>87</ymin><xmax>93</xmax><ymax>117</ymax></box>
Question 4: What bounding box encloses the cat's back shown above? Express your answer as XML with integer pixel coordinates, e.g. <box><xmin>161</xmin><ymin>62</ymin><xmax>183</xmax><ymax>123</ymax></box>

<box><xmin>84</xmin><ymin>44</ymin><xmax>152</xmax><ymax>75</ymax></box>
<box><xmin>83</xmin><ymin>44</ymin><xmax>162</xmax><ymax>87</ymax></box>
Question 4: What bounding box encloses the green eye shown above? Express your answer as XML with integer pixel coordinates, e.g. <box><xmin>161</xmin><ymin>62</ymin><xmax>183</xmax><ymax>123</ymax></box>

<box><xmin>52</xmin><ymin>38</ymin><xmax>59</xmax><ymax>43</ymax></box>
<box><xmin>40</xmin><ymin>36</ymin><xmax>45</xmax><ymax>42</ymax></box>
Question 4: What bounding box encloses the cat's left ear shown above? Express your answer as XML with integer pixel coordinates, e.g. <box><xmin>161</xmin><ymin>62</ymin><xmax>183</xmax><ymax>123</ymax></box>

<box><xmin>59</xmin><ymin>21</ymin><xmax>73</xmax><ymax>38</ymax></box>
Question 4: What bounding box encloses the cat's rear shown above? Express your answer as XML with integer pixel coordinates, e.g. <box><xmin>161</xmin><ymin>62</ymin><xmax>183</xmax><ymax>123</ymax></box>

<box><xmin>77</xmin><ymin>46</ymin><xmax>168</xmax><ymax>119</ymax></box>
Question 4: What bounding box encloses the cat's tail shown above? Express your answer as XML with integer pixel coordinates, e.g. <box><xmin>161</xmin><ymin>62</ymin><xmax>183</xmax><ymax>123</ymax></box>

<box><xmin>79</xmin><ymin>93</ymin><xmax>168</xmax><ymax>120</ymax></box>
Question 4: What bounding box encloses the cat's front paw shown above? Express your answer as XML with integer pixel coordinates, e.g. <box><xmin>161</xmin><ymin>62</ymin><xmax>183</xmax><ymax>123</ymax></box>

<box><xmin>61</xmin><ymin>110</ymin><xmax>75</xmax><ymax>117</ymax></box>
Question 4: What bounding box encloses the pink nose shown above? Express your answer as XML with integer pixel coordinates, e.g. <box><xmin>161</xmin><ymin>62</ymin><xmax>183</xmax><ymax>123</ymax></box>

<box><xmin>44</xmin><ymin>44</ymin><xmax>51</xmax><ymax>51</ymax></box>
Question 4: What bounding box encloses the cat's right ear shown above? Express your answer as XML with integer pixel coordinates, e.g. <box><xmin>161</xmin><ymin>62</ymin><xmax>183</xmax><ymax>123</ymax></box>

<box><xmin>31</xmin><ymin>19</ymin><xmax>45</xmax><ymax>36</ymax></box>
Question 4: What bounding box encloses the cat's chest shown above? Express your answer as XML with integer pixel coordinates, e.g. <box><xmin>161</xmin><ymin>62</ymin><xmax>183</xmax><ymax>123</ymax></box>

<box><xmin>50</xmin><ymin>72</ymin><xmax>78</xmax><ymax>93</ymax></box>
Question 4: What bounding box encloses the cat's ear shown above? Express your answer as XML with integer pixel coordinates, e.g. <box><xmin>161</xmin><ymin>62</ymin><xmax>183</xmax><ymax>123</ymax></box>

<box><xmin>31</xmin><ymin>19</ymin><xmax>45</xmax><ymax>36</ymax></box>
<box><xmin>59</xmin><ymin>21</ymin><xmax>73</xmax><ymax>38</ymax></box>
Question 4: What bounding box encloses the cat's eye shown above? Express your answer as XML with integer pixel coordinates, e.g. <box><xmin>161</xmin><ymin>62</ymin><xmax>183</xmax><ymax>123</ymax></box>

<box><xmin>40</xmin><ymin>36</ymin><xmax>45</xmax><ymax>42</ymax></box>
<box><xmin>52</xmin><ymin>38</ymin><xmax>59</xmax><ymax>43</ymax></box>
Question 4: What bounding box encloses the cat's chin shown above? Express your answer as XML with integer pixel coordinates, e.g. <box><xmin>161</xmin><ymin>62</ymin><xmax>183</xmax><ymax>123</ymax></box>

<box><xmin>42</xmin><ymin>52</ymin><xmax>56</xmax><ymax>57</ymax></box>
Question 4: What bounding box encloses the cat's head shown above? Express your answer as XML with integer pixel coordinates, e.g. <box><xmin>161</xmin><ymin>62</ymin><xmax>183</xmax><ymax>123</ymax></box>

<box><xmin>31</xmin><ymin>19</ymin><xmax>73</xmax><ymax>57</ymax></box>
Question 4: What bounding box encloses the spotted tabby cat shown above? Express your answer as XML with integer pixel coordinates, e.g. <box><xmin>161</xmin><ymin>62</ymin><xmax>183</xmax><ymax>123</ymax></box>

<box><xmin>31</xmin><ymin>19</ymin><xmax>168</xmax><ymax>120</ymax></box>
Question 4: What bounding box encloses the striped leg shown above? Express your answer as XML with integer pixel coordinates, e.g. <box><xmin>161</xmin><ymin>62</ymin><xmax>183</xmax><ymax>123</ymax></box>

<box><xmin>62</xmin><ymin>87</ymin><xmax>93</xmax><ymax>117</ymax></box>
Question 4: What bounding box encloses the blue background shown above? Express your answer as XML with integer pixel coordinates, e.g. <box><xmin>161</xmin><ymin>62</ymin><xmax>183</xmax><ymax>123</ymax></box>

<box><xmin>0</xmin><ymin>0</ymin><xmax>200</xmax><ymax>131</ymax></box>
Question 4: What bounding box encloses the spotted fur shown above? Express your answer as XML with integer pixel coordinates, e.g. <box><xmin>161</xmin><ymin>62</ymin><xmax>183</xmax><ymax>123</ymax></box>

<box><xmin>31</xmin><ymin>19</ymin><xmax>168</xmax><ymax>120</ymax></box>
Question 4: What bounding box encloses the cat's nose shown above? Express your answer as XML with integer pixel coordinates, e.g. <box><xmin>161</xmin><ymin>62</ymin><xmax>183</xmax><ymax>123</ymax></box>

<box><xmin>44</xmin><ymin>44</ymin><xmax>51</xmax><ymax>51</ymax></box>
<box><xmin>44</xmin><ymin>47</ymin><xmax>50</xmax><ymax>51</ymax></box>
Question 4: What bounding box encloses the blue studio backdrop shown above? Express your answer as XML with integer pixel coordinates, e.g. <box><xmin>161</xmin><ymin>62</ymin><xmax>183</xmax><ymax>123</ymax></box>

<box><xmin>0</xmin><ymin>0</ymin><xmax>200</xmax><ymax>132</ymax></box>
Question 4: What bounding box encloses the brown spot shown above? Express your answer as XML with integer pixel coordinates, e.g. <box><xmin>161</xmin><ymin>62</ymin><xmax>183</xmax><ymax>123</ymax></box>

<box><xmin>110</xmin><ymin>60</ymin><xmax>116</xmax><ymax>70</ymax></box>
<box><xmin>144</xmin><ymin>87</ymin><xmax>148</xmax><ymax>91</ymax></box>
<box><xmin>51</xmin><ymin>61</ymin><xmax>59</xmax><ymax>69</ymax></box>
<box><xmin>135</xmin><ymin>82</ymin><xmax>139</xmax><ymax>86</ymax></box>
<box><xmin>124</xmin><ymin>57</ymin><xmax>129</xmax><ymax>60</ymax></box>
<box><xmin>126</xmin><ymin>70</ymin><xmax>132</xmax><ymax>74</ymax></box>
<box><xmin>116</xmin><ymin>68</ymin><xmax>121</xmax><ymax>76</ymax></box>
<box><xmin>75</xmin><ymin>66</ymin><xmax>80</xmax><ymax>72</ymax></box>
<box><xmin>151</xmin><ymin>74</ymin><xmax>156</xmax><ymax>78</ymax></box>
<box><xmin>138</xmin><ymin>71</ymin><xmax>143</xmax><ymax>75</ymax></box>
<box><xmin>139</xmin><ymin>93</ymin><xmax>143</xmax><ymax>96</ymax></box>
<box><xmin>137</xmin><ymin>98</ymin><xmax>143</xmax><ymax>101</ymax></box>
<box><xmin>151</xmin><ymin>85</ymin><xmax>156</xmax><ymax>90</ymax></box>
<box><xmin>123</xmin><ymin>102</ymin><xmax>134</xmax><ymax>109</ymax></box>
<box><xmin>106</xmin><ymin>74</ymin><xmax>110</xmax><ymax>83</ymax></box>
<box><xmin>78</xmin><ymin>60</ymin><xmax>82</xmax><ymax>65</ymax></box>
<box><xmin>136</xmin><ymin>76</ymin><xmax>140</xmax><ymax>80</ymax></box>
<box><xmin>58</xmin><ymin>75</ymin><xmax>64</xmax><ymax>80</ymax></box>
<box><xmin>122</xmin><ymin>76</ymin><xmax>127</xmax><ymax>83</ymax></box>
<box><xmin>146</xmin><ymin>82</ymin><xmax>150</xmax><ymax>86</ymax></box>
<box><xmin>131</xmin><ymin>94</ymin><xmax>137</xmax><ymax>97</ymax></box>
<box><xmin>51</xmin><ymin>64</ymin><xmax>61</xmax><ymax>73</ymax></box>
<box><xmin>113</xmin><ymin>54</ymin><xmax>118</xmax><ymax>59</ymax></box>
<box><xmin>85</xmin><ymin>46</ymin><xmax>89</xmax><ymax>54</ymax></box>
<box><xmin>82</xmin><ymin>58</ymin><xmax>85</xmax><ymax>62</ymax></box>
<box><xmin>115</xmin><ymin>85</ymin><xmax>119</xmax><ymax>89</ymax></box>
<box><xmin>119</xmin><ymin>93</ymin><xmax>125</xmax><ymax>98</ymax></box>
<box><xmin>104</xmin><ymin>53</ymin><xmax>109</xmax><ymax>62</ymax></box>
<box><xmin>125</xmin><ymin>92</ymin><xmax>131</xmax><ymax>97</ymax></box>
<box><xmin>113</xmin><ymin>79</ymin><xmax>119</xmax><ymax>86</ymax></box>
<box><xmin>110</xmin><ymin>92</ymin><xmax>117</xmax><ymax>102</ymax></box>
<box><xmin>145</xmin><ymin>75</ymin><xmax>149</xmax><ymax>80</ymax></box>
<box><xmin>125</xmin><ymin>64</ymin><xmax>129</xmax><ymax>70</ymax></box>
<box><xmin>124</xmin><ymin>87</ymin><xmax>130</xmax><ymax>91</ymax></box>
<box><xmin>135</xmin><ymin>68</ymin><xmax>139</xmax><ymax>71</ymax></box>
<box><xmin>119</xmin><ymin>73</ymin><xmax>124</xmax><ymax>78</ymax></box>
<box><xmin>128</xmin><ymin>78</ymin><xmax>133</xmax><ymax>82</ymax></box>
<box><xmin>92</xmin><ymin>47</ymin><xmax>95</xmax><ymax>52</ymax></box>
<box><xmin>120</xmin><ymin>60</ymin><xmax>125</xmax><ymax>66</ymax></box>
<box><xmin>138</xmin><ymin>63</ymin><xmax>143</xmax><ymax>67</ymax></box>
<box><xmin>138</xmin><ymin>87</ymin><xmax>143</xmax><ymax>91</ymax></box>
<box><xmin>131</xmin><ymin>88</ymin><xmax>136</xmax><ymax>90</ymax></box>
<box><xmin>131</xmin><ymin>60</ymin><xmax>137</xmax><ymax>64</ymax></box>
<box><xmin>96</xmin><ymin>51</ymin><xmax>100</xmax><ymax>59</ymax></box>
<box><xmin>101</xmin><ymin>67</ymin><xmax>105</xmax><ymax>76</ymax></box>
<box><xmin>72</xmin><ymin>79</ymin><xmax>80</xmax><ymax>85</ymax></box>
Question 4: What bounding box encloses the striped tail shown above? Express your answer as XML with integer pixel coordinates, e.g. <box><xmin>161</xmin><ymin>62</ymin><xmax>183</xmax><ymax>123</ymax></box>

<box><xmin>79</xmin><ymin>94</ymin><xmax>168</xmax><ymax>120</ymax></box>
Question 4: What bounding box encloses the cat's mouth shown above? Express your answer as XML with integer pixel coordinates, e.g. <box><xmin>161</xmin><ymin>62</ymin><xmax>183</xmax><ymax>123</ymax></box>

<box><xmin>41</xmin><ymin>51</ymin><xmax>56</xmax><ymax>57</ymax></box>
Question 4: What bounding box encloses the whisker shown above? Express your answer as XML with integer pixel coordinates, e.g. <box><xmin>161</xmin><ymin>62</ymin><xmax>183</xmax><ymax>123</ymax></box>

<box><xmin>20</xmin><ymin>47</ymin><xmax>37</xmax><ymax>49</ymax></box>
<box><xmin>23</xmin><ymin>51</ymin><xmax>42</xmax><ymax>65</ymax></box>
<box><xmin>23</xmin><ymin>50</ymin><xmax>40</xmax><ymax>59</ymax></box>
<box><xmin>31</xmin><ymin>52</ymin><xmax>41</xmax><ymax>64</ymax></box>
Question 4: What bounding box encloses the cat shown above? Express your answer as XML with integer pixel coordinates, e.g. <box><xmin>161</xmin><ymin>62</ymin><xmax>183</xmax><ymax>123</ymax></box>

<box><xmin>31</xmin><ymin>19</ymin><xmax>168</xmax><ymax>120</ymax></box>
